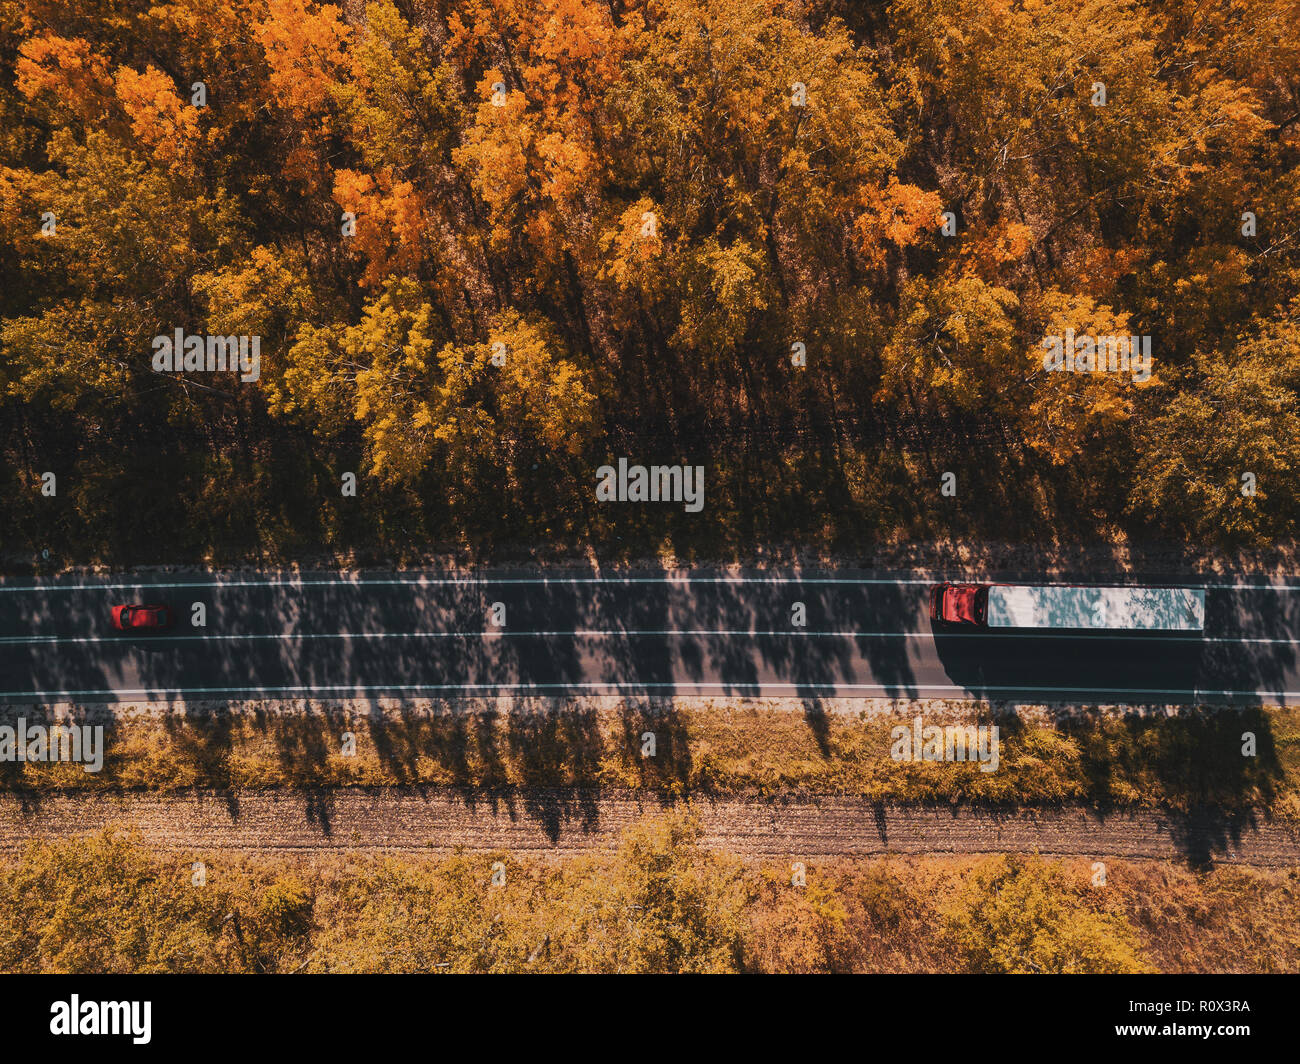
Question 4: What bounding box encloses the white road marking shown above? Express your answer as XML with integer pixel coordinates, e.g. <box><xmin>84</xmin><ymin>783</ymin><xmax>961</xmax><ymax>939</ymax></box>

<box><xmin>0</xmin><ymin>630</ymin><xmax>1294</xmax><ymax>645</ymax></box>
<box><xmin>1</xmin><ymin>574</ymin><xmax>1299</xmax><ymax>592</ymax></box>
<box><xmin>1</xmin><ymin>682</ymin><xmax>1297</xmax><ymax>700</ymax></box>
<box><xmin>2</xmin><ymin>575</ymin><xmax>934</xmax><ymax>591</ymax></box>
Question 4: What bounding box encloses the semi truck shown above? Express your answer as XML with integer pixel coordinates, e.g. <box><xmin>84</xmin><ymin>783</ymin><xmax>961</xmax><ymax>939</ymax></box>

<box><xmin>929</xmin><ymin>583</ymin><xmax>1206</xmax><ymax>632</ymax></box>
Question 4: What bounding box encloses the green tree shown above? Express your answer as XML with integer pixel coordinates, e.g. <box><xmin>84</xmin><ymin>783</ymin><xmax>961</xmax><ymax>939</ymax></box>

<box><xmin>942</xmin><ymin>854</ymin><xmax>1152</xmax><ymax>974</ymax></box>
<box><xmin>0</xmin><ymin>830</ymin><xmax>230</xmax><ymax>973</ymax></box>
<box><xmin>551</xmin><ymin>811</ymin><xmax>751</xmax><ymax>973</ymax></box>
<box><xmin>1131</xmin><ymin>305</ymin><xmax>1300</xmax><ymax>545</ymax></box>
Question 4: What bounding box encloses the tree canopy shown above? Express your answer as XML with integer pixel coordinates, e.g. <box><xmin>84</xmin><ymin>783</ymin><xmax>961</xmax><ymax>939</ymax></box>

<box><xmin>2</xmin><ymin>0</ymin><xmax>1297</xmax><ymax>561</ymax></box>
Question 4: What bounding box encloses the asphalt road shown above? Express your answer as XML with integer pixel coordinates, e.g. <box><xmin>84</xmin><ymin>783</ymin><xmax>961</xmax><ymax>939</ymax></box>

<box><xmin>1</xmin><ymin>570</ymin><xmax>1299</xmax><ymax>703</ymax></box>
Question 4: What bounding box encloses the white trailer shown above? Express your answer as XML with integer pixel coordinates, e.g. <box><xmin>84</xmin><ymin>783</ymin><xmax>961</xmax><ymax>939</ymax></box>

<box><xmin>984</xmin><ymin>585</ymin><xmax>1206</xmax><ymax>631</ymax></box>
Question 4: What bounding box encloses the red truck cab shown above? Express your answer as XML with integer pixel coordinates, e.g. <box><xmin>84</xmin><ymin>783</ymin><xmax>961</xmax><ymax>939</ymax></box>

<box><xmin>929</xmin><ymin>583</ymin><xmax>988</xmax><ymax>626</ymax></box>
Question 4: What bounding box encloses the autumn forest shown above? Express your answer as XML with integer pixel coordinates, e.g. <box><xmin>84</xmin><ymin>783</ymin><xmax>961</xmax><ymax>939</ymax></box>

<box><xmin>2</xmin><ymin>0</ymin><xmax>1298</xmax><ymax>564</ymax></box>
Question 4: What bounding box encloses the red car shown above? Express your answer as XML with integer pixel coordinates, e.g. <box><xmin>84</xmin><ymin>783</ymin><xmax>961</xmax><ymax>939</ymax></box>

<box><xmin>929</xmin><ymin>583</ymin><xmax>987</xmax><ymax>626</ymax></box>
<box><xmin>111</xmin><ymin>603</ymin><xmax>172</xmax><ymax>631</ymax></box>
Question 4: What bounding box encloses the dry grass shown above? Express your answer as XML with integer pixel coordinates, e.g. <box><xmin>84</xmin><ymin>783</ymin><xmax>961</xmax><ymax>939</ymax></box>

<box><xmin>2</xmin><ymin>699</ymin><xmax>1297</xmax><ymax>816</ymax></box>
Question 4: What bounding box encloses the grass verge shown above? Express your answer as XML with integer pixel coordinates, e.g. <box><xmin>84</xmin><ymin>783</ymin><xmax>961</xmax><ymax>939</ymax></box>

<box><xmin>2</xmin><ymin>698</ymin><xmax>1297</xmax><ymax>816</ymax></box>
